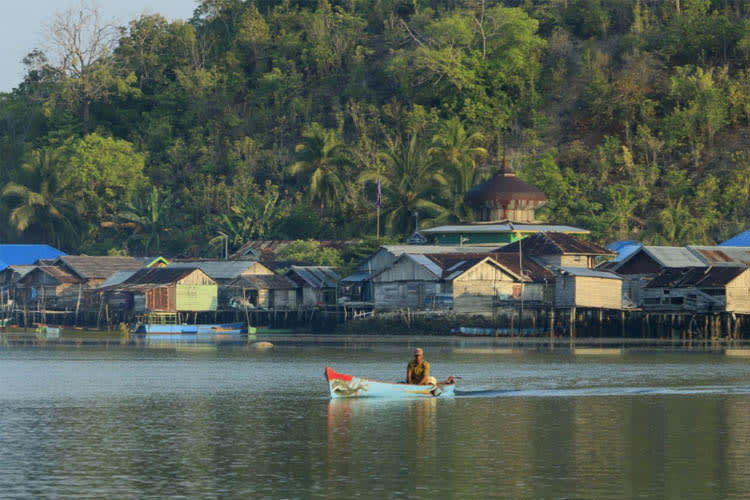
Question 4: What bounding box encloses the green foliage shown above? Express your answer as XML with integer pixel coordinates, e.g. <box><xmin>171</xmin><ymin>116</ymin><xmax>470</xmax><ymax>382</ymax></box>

<box><xmin>276</xmin><ymin>240</ymin><xmax>344</xmax><ymax>267</ymax></box>
<box><xmin>1</xmin><ymin>0</ymin><xmax>750</xmax><ymax>253</ymax></box>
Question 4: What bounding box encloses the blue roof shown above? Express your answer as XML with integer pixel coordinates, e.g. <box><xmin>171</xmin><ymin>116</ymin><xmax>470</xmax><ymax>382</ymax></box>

<box><xmin>720</xmin><ymin>230</ymin><xmax>750</xmax><ymax>247</ymax></box>
<box><xmin>607</xmin><ymin>240</ymin><xmax>642</xmax><ymax>262</ymax></box>
<box><xmin>0</xmin><ymin>244</ymin><xmax>66</xmax><ymax>271</ymax></box>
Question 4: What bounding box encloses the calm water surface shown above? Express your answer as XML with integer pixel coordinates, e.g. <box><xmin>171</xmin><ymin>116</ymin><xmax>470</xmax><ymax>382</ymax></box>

<box><xmin>2</xmin><ymin>346</ymin><xmax>750</xmax><ymax>499</ymax></box>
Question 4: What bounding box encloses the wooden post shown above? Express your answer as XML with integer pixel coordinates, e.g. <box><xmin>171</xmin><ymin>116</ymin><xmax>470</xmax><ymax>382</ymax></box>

<box><xmin>74</xmin><ymin>284</ymin><xmax>82</xmax><ymax>326</ymax></box>
<box><xmin>570</xmin><ymin>307</ymin><xmax>576</xmax><ymax>339</ymax></box>
<box><xmin>549</xmin><ymin>308</ymin><xmax>555</xmax><ymax>340</ymax></box>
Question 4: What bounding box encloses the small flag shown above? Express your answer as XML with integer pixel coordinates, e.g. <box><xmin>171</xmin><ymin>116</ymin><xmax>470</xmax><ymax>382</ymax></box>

<box><xmin>376</xmin><ymin>176</ymin><xmax>382</xmax><ymax>209</ymax></box>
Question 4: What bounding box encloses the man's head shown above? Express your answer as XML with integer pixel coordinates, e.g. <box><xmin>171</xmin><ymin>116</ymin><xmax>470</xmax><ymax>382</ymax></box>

<box><xmin>414</xmin><ymin>348</ymin><xmax>424</xmax><ymax>361</ymax></box>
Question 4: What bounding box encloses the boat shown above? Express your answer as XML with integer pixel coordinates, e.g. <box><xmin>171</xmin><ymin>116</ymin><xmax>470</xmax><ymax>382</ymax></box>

<box><xmin>325</xmin><ymin>366</ymin><xmax>456</xmax><ymax>399</ymax></box>
<box><xmin>135</xmin><ymin>322</ymin><xmax>246</xmax><ymax>344</ymax></box>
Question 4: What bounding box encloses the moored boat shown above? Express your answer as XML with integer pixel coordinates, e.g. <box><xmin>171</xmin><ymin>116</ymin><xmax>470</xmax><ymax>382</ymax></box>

<box><xmin>325</xmin><ymin>366</ymin><xmax>456</xmax><ymax>399</ymax></box>
<box><xmin>135</xmin><ymin>322</ymin><xmax>245</xmax><ymax>344</ymax></box>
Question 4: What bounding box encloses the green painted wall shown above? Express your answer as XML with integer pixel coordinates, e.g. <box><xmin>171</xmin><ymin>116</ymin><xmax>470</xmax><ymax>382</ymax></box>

<box><xmin>176</xmin><ymin>284</ymin><xmax>218</xmax><ymax>311</ymax></box>
<box><xmin>430</xmin><ymin>231</ymin><xmax>527</xmax><ymax>246</ymax></box>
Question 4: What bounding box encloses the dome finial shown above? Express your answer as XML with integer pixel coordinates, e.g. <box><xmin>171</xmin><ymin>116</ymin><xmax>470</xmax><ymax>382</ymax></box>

<box><xmin>501</xmin><ymin>153</ymin><xmax>512</xmax><ymax>176</ymax></box>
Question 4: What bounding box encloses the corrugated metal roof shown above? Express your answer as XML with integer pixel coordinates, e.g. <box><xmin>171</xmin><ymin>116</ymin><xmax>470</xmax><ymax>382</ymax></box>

<box><xmin>648</xmin><ymin>267</ymin><xmax>747</xmax><ymax>288</ymax></box>
<box><xmin>407</xmin><ymin>254</ymin><xmax>444</xmax><ymax>278</ymax></box>
<box><xmin>496</xmin><ymin>232</ymin><xmax>614</xmax><ymax>256</ymax></box>
<box><xmin>341</xmin><ymin>272</ymin><xmax>369</xmax><ymax>283</ymax></box>
<box><xmin>286</xmin><ymin>266</ymin><xmax>340</xmax><ymax>288</ymax></box>
<box><xmin>168</xmin><ymin>260</ymin><xmax>264</xmax><ymax>280</ymax></box>
<box><xmin>23</xmin><ymin>266</ymin><xmax>81</xmax><ymax>284</ymax></box>
<box><xmin>688</xmin><ymin>246</ymin><xmax>750</xmax><ymax>266</ymax></box>
<box><xmin>381</xmin><ymin>245</ymin><xmax>493</xmax><ymax>254</ymax></box>
<box><xmin>607</xmin><ymin>241</ymin><xmax>642</xmax><ymax>261</ymax></box>
<box><xmin>227</xmin><ymin>274</ymin><xmax>296</xmax><ymax>290</ymax></box>
<box><xmin>2</xmin><ymin>265</ymin><xmax>36</xmax><ymax>280</ymax></box>
<box><xmin>124</xmin><ymin>267</ymin><xmax>209</xmax><ymax>285</ymax></box>
<box><xmin>0</xmin><ymin>245</ymin><xmax>66</xmax><ymax>271</ymax></box>
<box><xmin>559</xmin><ymin>267</ymin><xmax>622</xmax><ymax>279</ymax></box>
<box><xmin>57</xmin><ymin>256</ymin><xmax>143</xmax><ymax>279</ymax></box>
<box><xmin>720</xmin><ymin>230</ymin><xmax>750</xmax><ymax>247</ymax></box>
<box><xmin>642</xmin><ymin>247</ymin><xmax>706</xmax><ymax>268</ymax></box>
<box><xmin>97</xmin><ymin>270</ymin><xmax>138</xmax><ymax>289</ymax></box>
<box><xmin>421</xmin><ymin>224</ymin><xmax>589</xmax><ymax>234</ymax></box>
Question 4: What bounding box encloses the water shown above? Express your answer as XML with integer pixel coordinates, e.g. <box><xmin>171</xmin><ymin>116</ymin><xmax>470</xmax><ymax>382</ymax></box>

<box><xmin>2</xmin><ymin>346</ymin><xmax>750</xmax><ymax>499</ymax></box>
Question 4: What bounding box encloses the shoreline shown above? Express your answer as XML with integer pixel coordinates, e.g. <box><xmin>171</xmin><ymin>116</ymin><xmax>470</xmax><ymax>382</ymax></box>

<box><xmin>2</xmin><ymin>332</ymin><xmax>749</xmax><ymax>354</ymax></box>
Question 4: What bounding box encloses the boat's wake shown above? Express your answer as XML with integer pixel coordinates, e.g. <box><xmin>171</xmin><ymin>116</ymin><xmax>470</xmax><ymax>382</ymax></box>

<box><xmin>456</xmin><ymin>385</ymin><xmax>750</xmax><ymax>398</ymax></box>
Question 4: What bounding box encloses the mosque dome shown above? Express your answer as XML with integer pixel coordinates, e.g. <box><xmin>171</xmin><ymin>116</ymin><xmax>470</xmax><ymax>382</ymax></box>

<box><xmin>464</xmin><ymin>159</ymin><xmax>546</xmax><ymax>223</ymax></box>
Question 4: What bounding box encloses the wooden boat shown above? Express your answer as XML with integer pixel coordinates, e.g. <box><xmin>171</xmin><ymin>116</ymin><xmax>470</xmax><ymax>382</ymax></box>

<box><xmin>325</xmin><ymin>366</ymin><xmax>456</xmax><ymax>399</ymax></box>
<box><xmin>135</xmin><ymin>322</ymin><xmax>245</xmax><ymax>344</ymax></box>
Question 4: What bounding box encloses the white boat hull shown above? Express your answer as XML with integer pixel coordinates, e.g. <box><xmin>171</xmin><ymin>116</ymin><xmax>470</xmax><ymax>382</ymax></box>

<box><xmin>325</xmin><ymin>367</ymin><xmax>456</xmax><ymax>399</ymax></box>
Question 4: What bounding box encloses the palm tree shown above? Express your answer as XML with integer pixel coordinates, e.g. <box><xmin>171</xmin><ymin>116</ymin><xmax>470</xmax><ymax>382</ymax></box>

<box><xmin>1</xmin><ymin>148</ymin><xmax>80</xmax><ymax>249</ymax></box>
<box><xmin>429</xmin><ymin>117</ymin><xmax>487</xmax><ymax>222</ymax></box>
<box><xmin>361</xmin><ymin>133</ymin><xmax>450</xmax><ymax>236</ymax></box>
<box><xmin>288</xmin><ymin>122</ymin><xmax>352</xmax><ymax>215</ymax></box>
<box><xmin>116</xmin><ymin>187</ymin><xmax>175</xmax><ymax>255</ymax></box>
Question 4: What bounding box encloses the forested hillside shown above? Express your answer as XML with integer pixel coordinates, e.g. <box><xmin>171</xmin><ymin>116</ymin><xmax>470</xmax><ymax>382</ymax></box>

<box><xmin>0</xmin><ymin>0</ymin><xmax>748</xmax><ymax>257</ymax></box>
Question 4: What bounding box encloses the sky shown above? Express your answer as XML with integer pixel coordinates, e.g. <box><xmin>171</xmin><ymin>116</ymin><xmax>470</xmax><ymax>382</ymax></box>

<box><xmin>0</xmin><ymin>1</ymin><xmax>199</xmax><ymax>92</ymax></box>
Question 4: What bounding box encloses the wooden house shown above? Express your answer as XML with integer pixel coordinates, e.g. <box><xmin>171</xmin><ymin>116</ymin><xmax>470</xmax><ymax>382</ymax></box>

<box><xmin>609</xmin><ymin>246</ymin><xmax>707</xmax><ymax>306</ymax></box>
<box><xmin>341</xmin><ymin>245</ymin><xmax>493</xmax><ymax>302</ymax></box>
<box><xmin>168</xmin><ymin>260</ymin><xmax>275</xmax><ymax>308</ymax></box>
<box><xmin>370</xmin><ymin>253</ymin><xmax>447</xmax><ymax>309</ymax></box>
<box><xmin>285</xmin><ymin>266</ymin><xmax>340</xmax><ymax>306</ymax></box>
<box><xmin>100</xmin><ymin>267</ymin><xmax>218</xmax><ymax>313</ymax></box>
<box><xmin>52</xmin><ymin>256</ymin><xmax>144</xmax><ymax>288</ymax></box>
<box><xmin>369</xmin><ymin>252</ymin><xmax>553</xmax><ymax>312</ymax></box>
<box><xmin>16</xmin><ymin>266</ymin><xmax>82</xmax><ymax>309</ymax></box>
<box><xmin>438</xmin><ymin>254</ymin><xmax>554</xmax><ymax>314</ymax></box>
<box><xmin>553</xmin><ymin>267</ymin><xmax>623</xmax><ymax>310</ymax></box>
<box><xmin>495</xmin><ymin>231</ymin><xmax>615</xmax><ymax>269</ymax></box>
<box><xmin>225</xmin><ymin>275</ymin><xmax>297</xmax><ymax>309</ymax></box>
<box><xmin>642</xmin><ymin>266</ymin><xmax>750</xmax><ymax>313</ymax></box>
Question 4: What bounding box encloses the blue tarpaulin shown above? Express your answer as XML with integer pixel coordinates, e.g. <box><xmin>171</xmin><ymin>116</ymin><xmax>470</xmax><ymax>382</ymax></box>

<box><xmin>606</xmin><ymin>240</ymin><xmax>642</xmax><ymax>262</ymax></box>
<box><xmin>720</xmin><ymin>230</ymin><xmax>750</xmax><ymax>247</ymax></box>
<box><xmin>0</xmin><ymin>244</ymin><xmax>66</xmax><ymax>271</ymax></box>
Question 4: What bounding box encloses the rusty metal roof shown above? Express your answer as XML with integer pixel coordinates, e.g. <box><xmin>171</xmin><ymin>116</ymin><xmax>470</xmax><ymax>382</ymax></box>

<box><xmin>425</xmin><ymin>253</ymin><xmax>554</xmax><ymax>282</ymax></box>
<box><xmin>647</xmin><ymin>266</ymin><xmax>748</xmax><ymax>288</ymax></box>
<box><xmin>495</xmin><ymin>232</ymin><xmax>614</xmax><ymax>256</ymax></box>
<box><xmin>688</xmin><ymin>246</ymin><xmax>750</xmax><ymax>266</ymax></box>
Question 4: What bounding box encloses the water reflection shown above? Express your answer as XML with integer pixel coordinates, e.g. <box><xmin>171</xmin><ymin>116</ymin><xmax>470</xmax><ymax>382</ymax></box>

<box><xmin>4</xmin><ymin>349</ymin><xmax>750</xmax><ymax>498</ymax></box>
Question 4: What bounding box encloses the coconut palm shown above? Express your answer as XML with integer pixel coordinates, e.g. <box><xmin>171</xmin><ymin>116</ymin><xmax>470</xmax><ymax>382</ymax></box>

<box><xmin>1</xmin><ymin>148</ymin><xmax>80</xmax><ymax>249</ymax></box>
<box><xmin>429</xmin><ymin>117</ymin><xmax>487</xmax><ymax>222</ymax></box>
<box><xmin>288</xmin><ymin>122</ymin><xmax>352</xmax><ymax>215</ymax></box>
<box><xmin>361</xmin><ymin>133</ymin><xmax>450</xmax><ymax>237</ymax></box>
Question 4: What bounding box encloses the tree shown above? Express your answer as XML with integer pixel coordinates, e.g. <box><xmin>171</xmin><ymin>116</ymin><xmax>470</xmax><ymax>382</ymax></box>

<box><xmin>45</xmin><ymin>2</ymin><xmax>120</xmax><ymax>129</ymax></box>
<box><xmin>288</xmin><ymin>122</ymin><xmax>352</xmax><ymax>215</ymax></box>
<box><xmin>209</xmin><ymin>181</ymin><xmax>290</xmax><ymax>254</ymax></box>
<box><xmin>56</xmin><ymin>133</ymin><xmax>148</xmax><ymax>229</ymax></box>
<box><xmin>362</xmin><ymin>133</ymin><xmax>449</xmax><ymax>237</ymax></box>
<box><xmin>115</xmin><ymin>187</ymin><xmax>176</xmax><ymax>255</ymax></box>
<box><xmin>429</xmin><ymin>117</ymin><xmax>487</xmax><ymax>222</ymax></box>
<box><xmin>1</xmin><ymin>148</ymin><xmax>80</xmax><ymax>249</ymax></box>
<box><xmin>276</xmin><ymin>240</ymin><xmax>343</xmax><ymax>267</ymax></box>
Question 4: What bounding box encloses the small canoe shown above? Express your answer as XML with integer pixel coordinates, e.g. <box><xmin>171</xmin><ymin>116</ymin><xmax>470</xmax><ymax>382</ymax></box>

<box><xmin>325</xmin><ymin>366</ymin><xmax>456</xmax><ymax>399</ymax></box>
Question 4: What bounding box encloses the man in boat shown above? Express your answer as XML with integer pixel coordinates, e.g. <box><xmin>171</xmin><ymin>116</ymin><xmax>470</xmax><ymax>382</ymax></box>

<box><xmin>407</xmin><ymin>348</ymin><xmax>438</xmax><ymax>386</ymax></box>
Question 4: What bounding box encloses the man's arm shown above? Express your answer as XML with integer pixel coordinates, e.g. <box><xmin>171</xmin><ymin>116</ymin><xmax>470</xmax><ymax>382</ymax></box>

<box><xmin>407</xmin><ymin>366</ymin><xmax>412</xmax><ymax>384</ymax></box>
<box><xmin>418</xmin><ymin>363</ymin><xmax>430</xmax><ymax>385</ymax></box>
